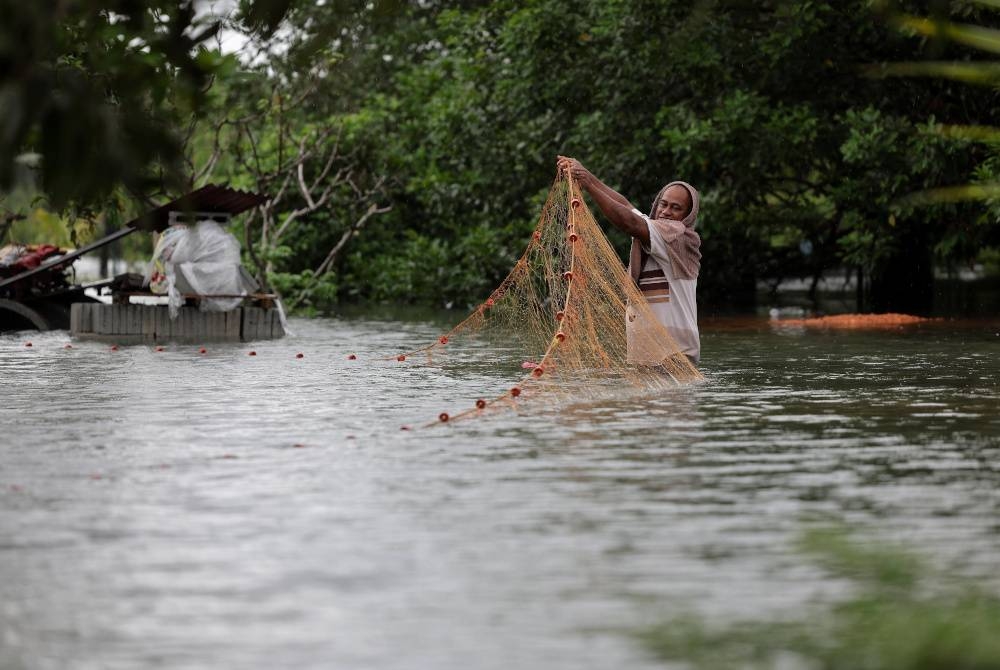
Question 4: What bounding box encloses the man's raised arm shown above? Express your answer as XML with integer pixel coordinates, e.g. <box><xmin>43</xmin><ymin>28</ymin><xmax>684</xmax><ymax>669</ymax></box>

<box><xmin>556</xmin><ymin>156</ymin><xmax>650</xmax><ymax>247</ymax></box>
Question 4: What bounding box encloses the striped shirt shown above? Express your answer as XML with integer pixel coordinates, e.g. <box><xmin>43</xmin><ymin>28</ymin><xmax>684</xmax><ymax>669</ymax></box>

<box><xmin>627</xmin><ymin>209</ymin><xmax>700</xmax><ymax>364</ymax></box>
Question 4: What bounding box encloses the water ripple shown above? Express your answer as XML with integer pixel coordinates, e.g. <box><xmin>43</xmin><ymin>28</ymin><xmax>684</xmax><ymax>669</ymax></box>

<box><xmin>0</xmin><ymin>317</ymin><xmax>998</xmax><ymax>669</ymax></box>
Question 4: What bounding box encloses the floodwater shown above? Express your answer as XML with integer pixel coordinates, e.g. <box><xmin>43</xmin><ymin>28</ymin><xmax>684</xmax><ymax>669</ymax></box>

<box><xmin>1</xmin><ymin>312</ymin><xmax>998</xmax><ymax>670</ymax></box>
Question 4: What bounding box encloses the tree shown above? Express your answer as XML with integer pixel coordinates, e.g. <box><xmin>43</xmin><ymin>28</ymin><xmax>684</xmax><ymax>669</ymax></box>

<box><xmin>0</xmin><ymin>0</ymin><xmax>291</xmax><ymax>211</ymax></box>
<box><xmin>16</xmin><ymin>0</ymin><xmax>993</xmax><ymax>313</ymax></box>
<box><xmin>327</xmin><ymin>0</ymin><xmax>996</xmax><ymax>311</ymax></box>
<box><xmin>171</xmin><ymin>31</ymin><xmax>396</xmax><ymax>306</ymax></box>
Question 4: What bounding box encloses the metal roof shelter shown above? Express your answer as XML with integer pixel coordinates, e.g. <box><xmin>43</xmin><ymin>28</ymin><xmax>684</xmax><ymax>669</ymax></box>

<box><xmin>129</xmin><ymin>184</ymin><xmax>268</xmax><ymax>233</ymax></box>
<box><xmin>0</xmin><ymin>185</ymin><xmax>266</xmax><ymax>293</ymax></box>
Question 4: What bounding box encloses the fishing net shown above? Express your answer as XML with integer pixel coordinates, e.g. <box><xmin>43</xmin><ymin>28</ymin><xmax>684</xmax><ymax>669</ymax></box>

<box><xmin>773</xmin><ymin>313</ymin><xmax>933</xmax><ymax>329</ymax></box>
<box><xmin>395</xmin><ymin>173</ymin><xmax>703</xmax><ymax>427</ymax></box>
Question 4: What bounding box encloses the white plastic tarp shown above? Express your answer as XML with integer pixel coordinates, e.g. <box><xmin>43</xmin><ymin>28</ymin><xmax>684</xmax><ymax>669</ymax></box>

<box><xmin>145</xmin><ymin>220</ymin><xmax>259</xmax><ymax>319</ymax></box>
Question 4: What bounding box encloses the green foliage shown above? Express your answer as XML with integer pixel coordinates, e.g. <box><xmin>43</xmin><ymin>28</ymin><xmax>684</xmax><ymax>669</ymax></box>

<box><xmin>290</xmin><ymin>0</ymin><xmax>996</xmax><ymax>309</ymax></box>
<box><xmin>6</xmin><ymin>0</ymin><xmax>999</xmax><ymax>309</ymax></box>
<box><xmin>8</xmin><ymin>208</ymin><xmax>75</xmax><ymax>247</ymax></box>
<box><xmin>980</xmin><ymin>246</ymin><xmax>1000</xmax><ymax>273</ymax></box>
<box><xmin>640</xmin><ymin>529</ymin><xmax>1000</xmax><ymax>670</ymax></box>
<box><xmin>341</xmin><ymin>224</ymin><xmax>512</xmax><ymax>307</ymax></box>
<box><xmin>0</xmin><ymin>0</ymin><xmax>288</xmax><ymax>211</ymax></box>
<box><xmin>796</xmin><ymin>527</ymin><xmax>924</xmax><ymax>591</ymax></box>
<box><xmin>269</xmin><ymin>270</ymin><xmax>339</xmax><ymax>315</ymax></box>
<box><xmin>871</xmin><ymin>0</ymin><xmax>1000</xmax><ymax>279</ymax></box>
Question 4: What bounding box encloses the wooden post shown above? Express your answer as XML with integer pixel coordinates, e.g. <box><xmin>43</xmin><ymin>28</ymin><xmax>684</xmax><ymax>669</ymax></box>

<box><xmin>142</xmin><ymin>305</ymin><xmax>156</xmax><ymax>340</ymax></box>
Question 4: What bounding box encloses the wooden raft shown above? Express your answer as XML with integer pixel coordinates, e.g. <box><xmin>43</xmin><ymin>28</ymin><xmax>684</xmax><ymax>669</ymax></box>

<box><xmin>70</xmin><ymin>303</ymin><xmax>284</xmax><ymax>343</ymax></box>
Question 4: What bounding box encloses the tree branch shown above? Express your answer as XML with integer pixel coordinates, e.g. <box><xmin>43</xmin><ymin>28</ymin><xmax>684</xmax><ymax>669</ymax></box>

<box><xmin>315</xmin><ymin>202</ymin><xmax>392</xmax><ymax>276</ymax></box>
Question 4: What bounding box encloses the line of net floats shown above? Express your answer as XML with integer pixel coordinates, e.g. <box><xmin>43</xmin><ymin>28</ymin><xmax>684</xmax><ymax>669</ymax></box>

<box><xmin>17</xmin><ymin>329</ymin><xmax>570</xmax><ymax>432</ymax></box>
<box><xmin>14</xmin><ymin>181</ymin><xmax>585</xmax><ymax>431</ymax></box>
<box><xmin>17</xmin><ymin>341</ymin><xmax>306</xmax><ymax>358</ymax></box>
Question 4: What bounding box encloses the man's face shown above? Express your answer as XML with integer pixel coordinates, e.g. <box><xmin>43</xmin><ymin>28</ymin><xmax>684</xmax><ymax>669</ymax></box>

<box><xmin>655</xmin><ymin>185</ymin><xmax>692</xmax><ymax>221</ymax></box>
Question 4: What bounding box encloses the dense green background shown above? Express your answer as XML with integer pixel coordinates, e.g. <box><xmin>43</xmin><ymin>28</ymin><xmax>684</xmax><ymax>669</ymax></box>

<box><xmin>3</xmin><ymin>0</ymin><xmax>999</xmax><ymax>313</ymax></box>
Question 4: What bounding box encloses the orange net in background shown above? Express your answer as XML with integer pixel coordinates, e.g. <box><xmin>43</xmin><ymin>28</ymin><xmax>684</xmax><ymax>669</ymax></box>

<box><xmin>395</xmin><ymin>173</ymin><xmax>703</xmax><ymax>427</ymax></box>
<box><xmin>775</xmin><ymin>313</ymin><xmax>934</xmax><ymax>329</ymax></box>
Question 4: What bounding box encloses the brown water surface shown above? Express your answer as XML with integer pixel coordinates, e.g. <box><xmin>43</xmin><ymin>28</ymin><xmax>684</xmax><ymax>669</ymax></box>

<box><xmin>1</xmin><ymin>313</ymin><xmax>998</xmax><ymax>669</ymax></box>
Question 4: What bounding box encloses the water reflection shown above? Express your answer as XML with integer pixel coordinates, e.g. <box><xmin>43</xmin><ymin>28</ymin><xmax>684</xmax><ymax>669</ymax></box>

<box><xmin>0</xmin><ymin>315</ymin><xmax>998</xmax><ymax>669</ymax></box>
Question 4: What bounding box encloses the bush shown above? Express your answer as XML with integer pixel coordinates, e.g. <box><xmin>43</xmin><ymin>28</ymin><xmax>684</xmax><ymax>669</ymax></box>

<box><xmin>639</xmin><ymin>529</ymin><xmax>1000</xmax><ymax>670</ymax></box>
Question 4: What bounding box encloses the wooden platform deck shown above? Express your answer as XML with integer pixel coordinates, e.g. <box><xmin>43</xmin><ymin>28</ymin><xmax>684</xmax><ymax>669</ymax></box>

<box><xmin>70</xmin><ymin>303</ymin><xmax>284</xmax><ymax>343</ymax></box>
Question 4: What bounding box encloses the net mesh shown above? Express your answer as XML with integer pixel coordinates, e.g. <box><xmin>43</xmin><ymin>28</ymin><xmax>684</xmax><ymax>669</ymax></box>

<box><xmin>396</xmin><ymin>173</ymin><xmax>703</xmax><ymax>426</ymax></box>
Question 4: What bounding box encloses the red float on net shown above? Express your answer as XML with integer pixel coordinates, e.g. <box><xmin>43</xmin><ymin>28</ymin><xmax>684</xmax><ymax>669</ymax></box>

<box><xmin>571</xmin><ymin>198</ymin><xmax>582</xmax><ymax>209</ymax></box>
<box><xmin>555</xmin><ymin>332</ymin><xmax>566</xmax><ymax>343</ymax></box>
<box><xmin>397</xmin><ymin>354</ymin><xmax>406</xmax><ymax>362</ymax></box>
<box><xmin>439</xmin><ymin>336</ymin><xmax>449</xmax><ymax>345</ymax></box>
<box><xmin>24</xmin><ymin>342</ymin><xmax>32</xmax><ymax>347</ymax></box>
<box><xmin>569</xmin><ymin>233</ymin><xmax>578</xmax><ymax>243</ymax></box>
<box><xmin>532</xmin><ymin>366</ymin><xmax>545</xmax><ymax>377</ymax></box>
<box><xmin>296</xmin><ymin>353</ymin><xmax>304</xmax><ymax>359</ymax></box>
<box><xmin>248</xmin><ymin>351</ymin><xmax>257</xmax><ymax>356</ymax></box>
<box><xmin>533</xmin><ymin>231</ymin><xmax>542</xmax><ymax>241</ymax></box>
<box><xmin>511</xmin><ymin>387</ymin><xmax>521</xmax><ymax>398</ymax></box>
<box><xmin>110</xmin><ymin>345</ymin><xmax>119</xmax><ymax>351</ymax></box>
<box><xmin>476</xmin><ymin>399</ymin><xmax>487</xmax><ymax>409</ymax></box>
<box><xmin>439</xmin><ymin>412</ymin><xmax>450</xmax><ymax>423</ymax></box>
<box><xmin>347</xmin><ymin>354</ymin><xmax>357</xmax><ymax>360</ymax></box>
<box><xmin>555</xmin><ymin>311</ymin><xmax>565</xmax><ymax>321</ymax></box>
<box><xmin>199</xmin><ymin>347</ymin><xmax>207</xmax><ymax>354</ymax></box>
<box><xmin>563</xmin><ymin>271</ymin><xmax>573</xmax><ymax>281</ymax></box>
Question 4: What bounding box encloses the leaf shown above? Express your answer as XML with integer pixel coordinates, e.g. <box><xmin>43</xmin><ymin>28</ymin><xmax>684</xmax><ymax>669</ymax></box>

<box><xmin>900</xmin><ymin>182</ymin><xmax>1000</xmax><ymax>206</ymax></box>
<box><xmin>867</xmin><ymin>61</ymin><xmax>1000</xmax><ymax>85</ymax></box>
<box><xmin>895</xmin><ymin>15</ymin><xmax>1000</xmax><ymax>55</ymax></box>
<box><xmin>934</xmin><ymin>124</ymin><xmax>1000</xmax><ymax>144</ymax></box>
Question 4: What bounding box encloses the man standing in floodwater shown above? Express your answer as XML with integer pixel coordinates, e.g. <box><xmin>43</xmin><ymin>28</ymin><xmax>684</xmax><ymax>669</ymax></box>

<box><xmin>556</xmin><ymin>156</ymin><xmax>701</xmax><ymax>365</ymax></box>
